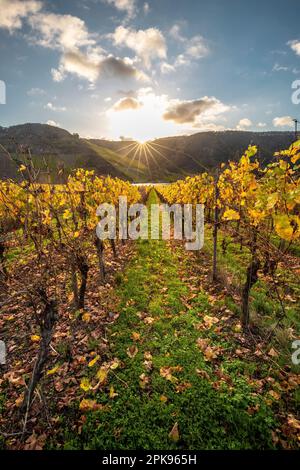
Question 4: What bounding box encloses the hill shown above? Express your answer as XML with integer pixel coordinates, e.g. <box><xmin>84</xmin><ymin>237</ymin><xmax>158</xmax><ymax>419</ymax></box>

<box><xmin>0</xmin><ymin>123</ymin><xmax>296</xmax><ymax>182</ymax></box>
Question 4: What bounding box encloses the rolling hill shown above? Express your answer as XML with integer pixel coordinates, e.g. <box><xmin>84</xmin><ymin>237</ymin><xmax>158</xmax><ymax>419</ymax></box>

<box><xmin>0</xmin><ymin>123</ymin><xmax>296</xmax><ymax>182</ymax></box>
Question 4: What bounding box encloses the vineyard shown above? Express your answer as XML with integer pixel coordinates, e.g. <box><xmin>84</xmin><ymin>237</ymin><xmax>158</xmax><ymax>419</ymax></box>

<box><xmin>0</xmin><ymin>141</ymin><xmax>300</xmax><ymax>450</ymax></box>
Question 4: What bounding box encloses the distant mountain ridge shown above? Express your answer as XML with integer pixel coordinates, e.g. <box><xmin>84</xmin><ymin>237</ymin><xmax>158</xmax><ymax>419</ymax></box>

<box><xmin>0</xmin><ymin>123</ymin><xmax>296</xmax><ymax>182</ymax></box>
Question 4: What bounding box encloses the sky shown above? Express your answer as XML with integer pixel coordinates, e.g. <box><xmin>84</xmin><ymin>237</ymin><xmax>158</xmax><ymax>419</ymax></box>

<box><xmin>0</xmin><ymin>0</ymin><xmax>300</xmax><ymax>142</ymax></box>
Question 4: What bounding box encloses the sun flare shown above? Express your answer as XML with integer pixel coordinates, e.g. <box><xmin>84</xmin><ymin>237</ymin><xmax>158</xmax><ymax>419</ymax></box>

<box><xmin>106</xmin><ymin>89</ymin><xmax>184</xmax><ymax>142</ymax></box>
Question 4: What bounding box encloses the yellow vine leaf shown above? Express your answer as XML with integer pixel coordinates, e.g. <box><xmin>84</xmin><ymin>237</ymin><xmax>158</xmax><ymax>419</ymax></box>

<box><xmin>274</xmin><ymin>214</ymin><xmax>294</xmax><ymax>241</ymax></box>
<box><xmin>223</xmin><ymin>209</ymin><xmax>240</xmax><ymax>221</ymax></box>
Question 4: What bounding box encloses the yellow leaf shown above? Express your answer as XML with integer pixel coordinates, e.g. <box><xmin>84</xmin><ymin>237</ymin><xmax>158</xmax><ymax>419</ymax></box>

<box><xmin>269</xmin><ymin>390</ymin><xmax>280</xmax><ymax>400</ymax></box>
<box><xmin>82</xmin><ymin>313</ymin><xmax>91</xmax><ymax>323</ymax></box>
<box><xmin>109</xmin><ymin>386</ymin><xmax>118</xmax><ymax>399</ymax></box>
<box><xmin>19</xmin><ymin>164</ymin><xmax>26</xmax><ymax>172</ymax></box>
<box><xmin>203</xmin><ymin>315</ymin><xmax>219</xmax><ymax>329</ymax></box>
<box><xmin>266</xmin><ymin>193</ymin><xmax>279</xmax><ymax>210</ymax></box>
<box><xmin>291</xmin><ymin>153</ymin><xmax>300</xmax><ymax>164</ymax></box>
<box><xmin>80</xmin><ymin>377</ymin><xmax>91</xmax><ymax>392</ymax></box>
<box><xmin>79</xmin><ymin>399</ymin><xmax>105</xmax><ymax>412</ymax></box>
<box><xmin>31</xmin><ymin>335</ymin><xmax>41</xmax><ymax>343</ymax></box>
<box><xmin>109</xmin><ymin>358</ymin><xmax>120</xmax><ymax>370</ymax></box>
<box><xmin>131</xmin><ymin>332</ymin><xmax>141</xmax><ymax>342</ymax></box>
<box><xmin>160</xmin><ymin>366</ymin><xmax>182</xmax><ymax>383</ymax></box>
<box><xmin>96</xmin><ymin>367</ymin><xmax>108</xmax><ymax>384</ymax></box>
<box><xmin>88</xmin><ymin>355</ymin><xmax>100</xmax><ymax>368</ymax></box>
<box><xmin>160</xmin><ymin>395</ymin><xmax>168</xmax><ymax>403</ymax></box>
<box><xmin>15</xmin><ymin>394</ymin><xmax>24</xmax><ymax>408</ymax></box>
<box><xmin>223</xmin><ymin>209</ymin><xmax>240</xmax><ymax>221</ymax></box>
<box><xmin>46</xmin><ymin>365</ymin><xmax>60</xmax><ymax>376</ymax></box>
<box><xmin>274</xmin><ymin>214</ymin><xmax>294</xmax><ymax>241</ymax></box>
<box><xmin>203</xmin><ymin>346</ymin><xmax>220</xmax><ymax>362</ymax></box>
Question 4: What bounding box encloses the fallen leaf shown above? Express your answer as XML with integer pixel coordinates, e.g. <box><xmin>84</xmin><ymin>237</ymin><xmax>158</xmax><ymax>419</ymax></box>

<box><xmin>160</xmin><ymin>395</ymin><xmax>168</xmax><ymax>403</ymax></box>
<box><xmin>139</xmin><ymin>373</ymin><xmax>150</xmax><ymax>389</ymax></box>
<box><xmin>169</xmin><ymin>422</ymin><xmax>180</xmax><ymax>442</ymax></box>
<box><xmin>269</xmin><ymin>390</ymin><xmax>280</xmax><ymax>400</ymax></box>
<box><xmin>203</xmin><ymin>315</ymin><xmax>219</xmax><ymax>328</ymax></box>
<box><xmin>196</xmin><ymin>369</ymin><xmax>210</xmax><ymax>380</ymax></box>
<box><xmin>196</xmin><ymin>338</ymin><xmax>210</xmax><ymax>351</ymax></box>
<box><xmin>160</xmin><ymin>366</ymin><xmax>182</xmax><ymax>383</ymax></box>
<box><xmin>203</xmin><ymin>346</ymin><xmax>221</xmax><ymax>362</ymax></box>
<box><xmin>131</xmin><ymin>332</ymin><xmax>141</xmax><ymax>342</ymax></box>
<box><xmin>88</xmin><ymin>355</ymin><xmax>100</xmax><ymax>368</ymax></box>
<box><xmin>82</xmin><ymin>313</ymin><xmax>91</xmax><ymax>323</ymax></box>
<box><xmin>80</xmin><ymin>377</ymin><xmax>91</xmax><ymax>392</ymax></box>
<box><xmin>126</xmin><ymin>345</ymin><xmax>138</xmax><ymax>358</ymax></box>
<box><xmin>268</xmin><ymin>348</ymin><xmax>279</xmax><ymax>358</ymax></box>
<box><xmin>79</xmin><ymin>399</ymin><xmax>105</xmax><ymax>412</ymax></box>
<box><xmin>287</xmin><ymin>414</ymin><xmax>300</xmax><ymax>431</ymax></box>
<box><xmin>109</xmin><ymin>358</ymin><xmax>120</xmax><ymax>370</ymax></box>
<box><xmin>31</xmin><ymin>335</ymin><xmax>41</xmax><ymax>343</ymax></box>
<box><xmin>143</xmin><ymin>360</ymin><xmax>153</xmax><ymax>371</ymax></box>
<box><xmin>109</xmin><ymin>386</ymin><xmax>118</xmax><ymax>399</ymax></box>
<box><xmin>175</xmin><ymin>382</ymin><xmax>192</xmax><ymax>393</ymax></box>
<box><xmin>24</xmin><ymin>432</ymin><xmax>47</xmax><ymax>450</ymax></box>
<box><xmin>15</xmin><ymin>394</ymin><xmax>24</xmax><ymax>408</ymax></box>
<box><xmin>46</xmin><ymin>365</ymin><xmax>60</xmax><ymax>376</ymax></box>
<box><xmin>96</xmin><ymin>367</ymin><xmax>108</xmax><ymax>385</ymax></box>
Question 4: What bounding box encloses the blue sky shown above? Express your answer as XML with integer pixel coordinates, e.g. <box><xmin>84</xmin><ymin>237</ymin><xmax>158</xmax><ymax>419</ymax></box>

<box><xmin>0</xmin><ymin>0</ymin><xmax>300</xmax><ymax>141</ymax></box>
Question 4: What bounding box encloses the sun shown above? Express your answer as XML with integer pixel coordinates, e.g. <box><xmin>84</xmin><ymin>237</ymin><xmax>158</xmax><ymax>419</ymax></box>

<box><xmin>106</xmin><ymin>89</ymin><xmax>181</xmax><ymax>142</ymax></box>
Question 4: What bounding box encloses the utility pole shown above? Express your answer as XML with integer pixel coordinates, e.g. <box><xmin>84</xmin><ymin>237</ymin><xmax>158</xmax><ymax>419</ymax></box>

<box><xmin>293</xmin><ymin>118</ymin><xmax>299</xmax><ymax>141</ymax></box>
<box><xmin>212</xmin><ymin>167</ymin><xmax>220</xmax><ymax>282</ymax></box>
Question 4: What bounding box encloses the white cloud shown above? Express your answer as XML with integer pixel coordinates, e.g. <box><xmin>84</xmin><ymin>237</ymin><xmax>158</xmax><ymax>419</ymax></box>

<box><xmin>288</xmin><ymin>40</ymin><xmax>300</xmax><ymax>56</ymax></box>
<box><xmin>27</xmin><ymin>87</ymin><xmax>46</xmax><ymax>96</ymax></box>
<box><xmin>102</xmin><ymin>0</ymin><xmax>137</xmax><ymax>18</ymax></box>
<box><xmin>46</xmin><ymin>120</ymin><xmax>60</xmax><ymax>127</ymax></box>
<box><xmin>107</xmin><ymin>89</ymin><xmax>229</xmax><ymax>141</ymax></box>
<box><xmin>273</xmin><ymin>63</ymin><xmax>289</xmax><ymax>72</ymax></box>
<box><xmin>273</xmin><ymin>116</ymin><xmax>293</xmax><ymax>127</ymax></box>
<box><xmin>143</xmin><ymin>3</ymin><xmax>150</xmax><ymax>14</ymax></box>
<box><xmin>185</xmin><ymin>35</ymin><xmax>209</xmax><ymax>58</ymax></box>
<box><xmin>169</xmin><ymin>23</ymin><xmax>209</xmax><ymax>68</ymax></box>
<box><xmin>258</xmin><ymin>122</ymin><xmax>266</xmax><ymax>128</ymax></box>
<box><xmin>160</xmin><ymin>62</ymin><xmax>176</xmax><ymax>74</ymax></box>
<box><xmin>0</xmin><ymin>0</ymin><xmax>42</xmax><ymax>32</ymax></box>
<box><xmin>113</xmin><ymin>97</ymin><xmax>142</xmax><ymax>111</ymax></box>
<box><xmin>112</xmin><ymin>25</ymin><xmax>167</xmax><ymax>68</ymax></box>
<box><xmin>44</xmin><ymin>102</ymin><xmax>66</xmax><ymax>112</ymax></box>
<box><xmin>237</xmin><ymin>118</ymin><xmax>252</xmax><ymax>129</ymax></box>
<box><xmin>51</xmin><ymin>50</ymin><xmax>147</xmax><ymax>83</ymax></box>
<box><xmin>28</xmin><ymin>12</ymin><xmax>96</xmax><ymax>50</ymax></box>
<box><xmin>169</xmin><ymin>24</ymin><xmax>186</xmax><ymax>42</ymax></box>
<box><xmin>163</xmin><ymin>97</ymin><xmax>229</xmax><ymax>125</ymax></box>
<box><xmin>104</xmin><ymin>97</ymin><xmax>112</xmax><ymax>102</ymax></box>
<box><xmin>174</xmin><ymin>54</ymin><xmax>191</xmax><ymax>67</ymax></box>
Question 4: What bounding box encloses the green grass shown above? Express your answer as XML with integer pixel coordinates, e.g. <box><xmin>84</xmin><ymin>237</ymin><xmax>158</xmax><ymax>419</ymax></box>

<box><xmin>204</xmin><ymin>227</ymin><xmax>300</xmax><ymax>331</ymax></box>
<box><xmin>55</xmin><ymin>191</ymin><xmax>278</xmax><ymax>450</ymax></box>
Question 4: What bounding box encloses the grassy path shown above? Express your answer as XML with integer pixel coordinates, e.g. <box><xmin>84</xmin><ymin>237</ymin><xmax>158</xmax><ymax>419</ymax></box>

<box><xmin>62</xmin><ymin>190</ymin><xmax>279</xmax><ymax>450</ymax></box>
